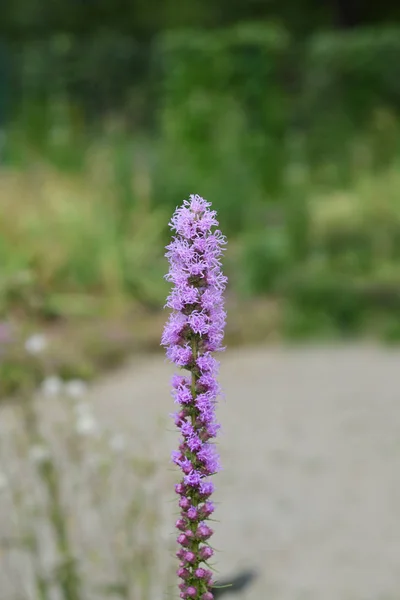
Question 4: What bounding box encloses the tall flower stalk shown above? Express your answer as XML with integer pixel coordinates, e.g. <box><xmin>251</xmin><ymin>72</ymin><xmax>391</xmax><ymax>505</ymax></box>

<box><xmin>162</xmin><ymin>195</ymin><xmax>227</xmax><ymax>600</ymax></box>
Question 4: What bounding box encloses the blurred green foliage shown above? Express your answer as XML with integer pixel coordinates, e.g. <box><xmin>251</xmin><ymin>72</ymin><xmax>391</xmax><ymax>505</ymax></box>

<box><xmin>1</xmin><ymin>23</ymin><xmax>400</xmax><ymax>348</ymax></box>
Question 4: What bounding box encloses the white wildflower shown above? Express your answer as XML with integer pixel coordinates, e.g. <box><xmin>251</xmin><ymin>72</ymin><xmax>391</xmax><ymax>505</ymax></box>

<box><xmin>29</xmin><ymin>445</ymin><xmax>50</xmax><ymax>465</ymax></box>
<box><xmin>109</xmin><ymin>433</ymin><xmax>126</xmax><ymax>452</ymax></box>
<box><xmin>75</xmin><ymin>408</ymin><xmax>99</xmax><ymax>436</ymax></box>
<box><xmin>41</xmin><ymin>376</ymin><xmax>63</xmax><ymax>397</ymax></box>
<box><xmin>65</xmin><ymin>379</ymin><xmax>87</xmax><ymax>399</ymax></box>
<box><xmin>25</xmin><ymin>334</ymin><xmax>47</xmax><ymax>355</ymax></box>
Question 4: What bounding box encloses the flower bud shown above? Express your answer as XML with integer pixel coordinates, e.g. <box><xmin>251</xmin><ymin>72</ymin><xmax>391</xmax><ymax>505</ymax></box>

<box><xmin>199</xmin><ymin>546</ymin><xmax>214</xmax><ymax>560</ymax></box>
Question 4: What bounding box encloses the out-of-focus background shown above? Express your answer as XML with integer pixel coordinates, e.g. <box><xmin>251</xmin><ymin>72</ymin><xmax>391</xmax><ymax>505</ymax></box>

<box><xmin>1</xmin><ymin>2</ymin><xmax>400</xmax><ymax>600</ymax></box>
<box><xmin>1</xmin><ymin>0</ymin><xmax>400</xmax><ymax>389</ymax></box>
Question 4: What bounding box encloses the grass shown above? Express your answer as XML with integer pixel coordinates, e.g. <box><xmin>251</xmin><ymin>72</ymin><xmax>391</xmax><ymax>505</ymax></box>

<box><xmin>0</xmin><ymin>150</ymin><xmax>168</xmax><ymax>317</ymax></box>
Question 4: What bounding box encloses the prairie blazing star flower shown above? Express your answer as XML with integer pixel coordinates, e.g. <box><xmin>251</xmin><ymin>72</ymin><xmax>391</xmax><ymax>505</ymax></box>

<box><xmin>162</xmin><ymin>194</ymin><xmax>227</xmax><ymax>600</ymax></box>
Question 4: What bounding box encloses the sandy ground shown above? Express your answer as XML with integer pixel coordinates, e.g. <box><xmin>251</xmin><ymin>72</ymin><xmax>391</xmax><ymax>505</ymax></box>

<box><xmin>2</xmin><ymin>343</ymin><xmax>400</xmax><ymax>600</ymax></box>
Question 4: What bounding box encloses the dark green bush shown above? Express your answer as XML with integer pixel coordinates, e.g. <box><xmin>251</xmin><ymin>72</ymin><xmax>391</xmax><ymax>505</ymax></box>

<box><xmin>300</xmin><ymin>28</ymin><xmax>400</xmax><ymax>172</ymax></box>
<box><xmin>153</xmin><ymin>22</ymin><xmax>292</xmax><ymax>226</ymax></box>
<box><xmin>238</xmin><ymin>227</ymin><xmax>291</xmax><ymax>295</ymax></box>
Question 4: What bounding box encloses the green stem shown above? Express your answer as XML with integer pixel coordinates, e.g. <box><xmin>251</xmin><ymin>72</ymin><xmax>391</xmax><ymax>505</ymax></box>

<box><xmin>190</xmin><ymin>337</ymin><xmax>198</xmax><ymax>402</ymax></box>
<box><xmin>188</xmin><ymin>336</ymin><xmax>209</xmax><ymax>598</ymax></box>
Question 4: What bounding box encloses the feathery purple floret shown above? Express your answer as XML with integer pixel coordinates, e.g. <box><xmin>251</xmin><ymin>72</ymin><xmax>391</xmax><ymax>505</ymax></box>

<box><xmin>162</xmin><ymin>194</ymin><xmax>227</xmax><ymax>600</ymax></box>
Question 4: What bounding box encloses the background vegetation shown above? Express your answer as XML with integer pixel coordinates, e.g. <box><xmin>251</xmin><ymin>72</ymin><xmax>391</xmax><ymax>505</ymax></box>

<box><xmin>1</xmin><ymin>3</ymin><xmax>400</xmax><ymax>396</ymax></box>
<box><xmin>1</xmin><ymin>4</ymin><xmax>400</xmax><ymax>598</ymax></box>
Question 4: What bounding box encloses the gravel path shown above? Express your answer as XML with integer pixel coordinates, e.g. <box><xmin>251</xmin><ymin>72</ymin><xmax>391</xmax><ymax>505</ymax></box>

<box><xmin>90</xmin><ymin>343</ymin><xmax>400</xmax><ymax>600</ymax></box>
<box><xmin>2</xmin><ymin>343</ymin><xmax>400</xmax><ymax>600</ymax></box>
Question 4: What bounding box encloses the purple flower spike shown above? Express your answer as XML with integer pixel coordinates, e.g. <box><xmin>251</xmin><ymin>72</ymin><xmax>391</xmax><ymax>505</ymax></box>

<box><xmin>162</xmin><ymin>195</ymin><xmax>227</xmax><ymax>599</ymax></box>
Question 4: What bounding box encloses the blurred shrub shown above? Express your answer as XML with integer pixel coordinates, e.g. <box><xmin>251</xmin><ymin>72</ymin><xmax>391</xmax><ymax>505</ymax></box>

<box><xmin>279</xmin><ymin>165</ymin><xmax>400</xmax><ymax>335</ymax></box>
<box><xmin>2</xmin><ymin>24</ymin><xmax>400</xmax><ymax>345</ymax></box>
<box><xmin>9</xmin><ymin>33</ymin><xmax>150</xmax><ymax>122</ymax></box>
<box><xmin>0</xmin><ymin>142</ymin><xmax>168</xmax><ymax>319</ymax></box>
<box><xmin>301</xmin><ymin>28</ymin><xmax>400</xmax><ymax>177</ymax></box>
<box><xmin>238</xmin><ymin>227</ymin><xmax>291</xmax><ymax>295</ymax></box>
<box><xmin>152</xmin><ymin>22</ymin><xmax>291</xmax><ymax>234</ymax></box>
<box><xmin>152</xmin><ymin>24</ymin><xmax>400</xmax><ymax>234</ymax></box>
<box><xmin>304</xmin><ymin>28</ymin><xmax>400</xmax><ymax>124</ymax></box>
<box><xmin>4</xmin><ymin>25</ymin><xmax>400</xmax><ymax>171</ymax></box>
